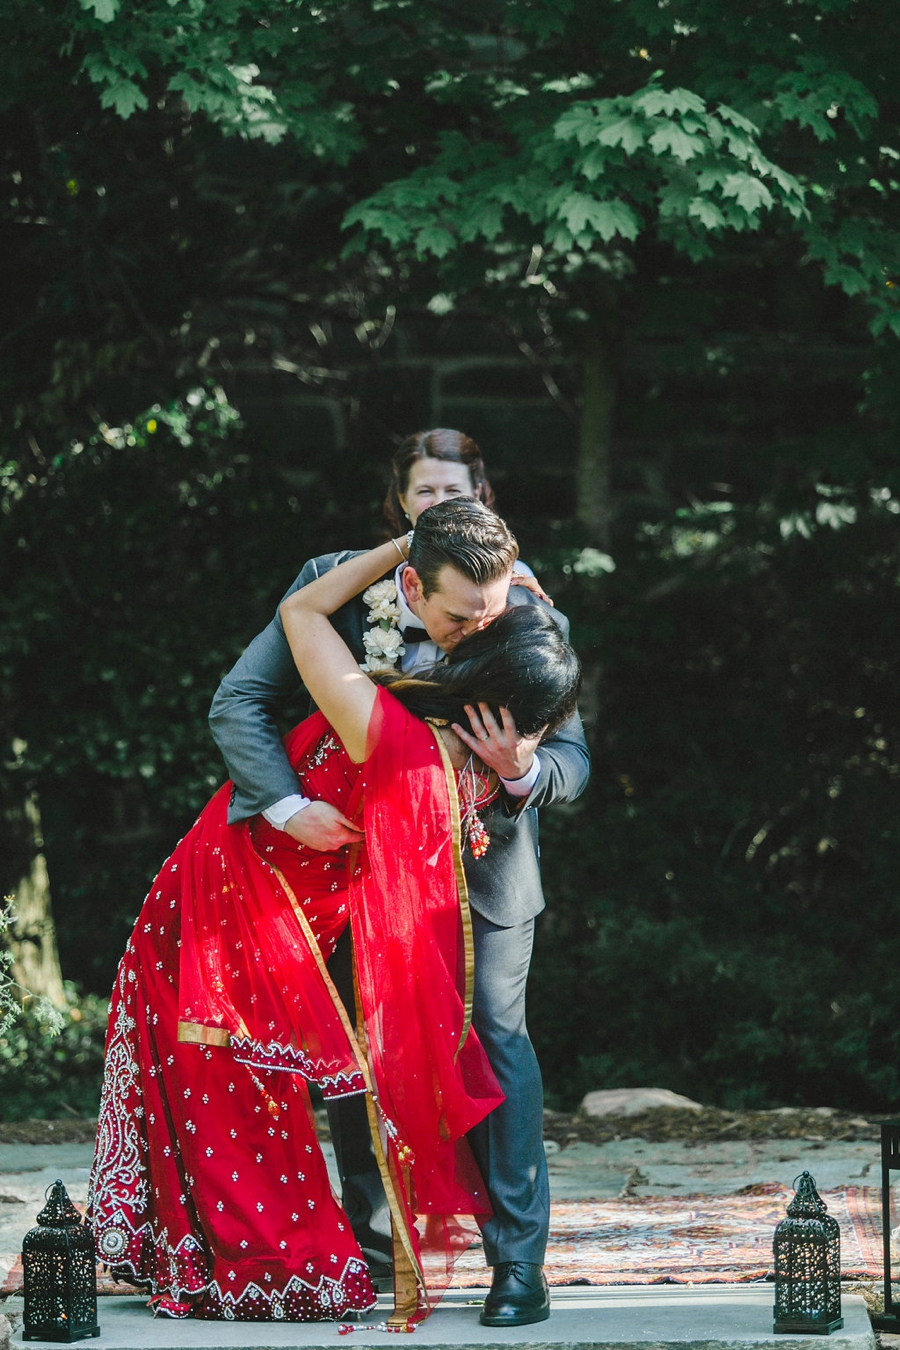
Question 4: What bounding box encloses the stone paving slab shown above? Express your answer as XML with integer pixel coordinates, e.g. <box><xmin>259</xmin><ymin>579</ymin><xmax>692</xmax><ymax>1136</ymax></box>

<box><xmin>0</xmin><ymin>1287</ymin><xmax>876</xmax><ymax>1350</ymax></box>
<box><xmin>544</xmin><ymin>1138</ymin><xmax>878</xmax><ymax>1200</ymax></box>
<box><xmin>0</xmin><ymin>1146</ymin><xmax>96</xmax><ymax>1293</ymax></box>
<box><xmin>1</xmin><ymin>1137</ymin><xmax>884</xmax><ymax>1293</ymax></box>
<box><xmin>0</xmin><ymin>1144</ymin><xmax>340</xmax><ymax>1294</ymax></box>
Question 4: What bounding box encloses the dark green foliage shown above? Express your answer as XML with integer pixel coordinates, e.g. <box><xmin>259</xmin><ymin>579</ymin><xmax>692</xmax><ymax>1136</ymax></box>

<box><xmin>2</xmin><ymin>0</ymin><xmax>899</xmax><ymax>1117</ymax></box>
<box><xmin>533</xmin><ymin>490</ymin><xmax>900</xmax><ymax>1112</ymax></box>
<box><xmin>4</xmin><ymin>383</ymin><xmax>899</xmax><ymax>1117</ymax></box>
<box><xmin>0</xmin><ymin>986</ymin><xmax>107</xmax><ymax>1120</ymax></box>
<box><xmin>0</xmin><ymin>388</ymin><xmax>380</xmax><ymax>989</ymax></box>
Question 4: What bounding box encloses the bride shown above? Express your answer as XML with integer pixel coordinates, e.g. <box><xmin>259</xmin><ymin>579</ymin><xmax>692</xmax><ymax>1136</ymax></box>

<box><xmin>88</xmin><ymin>523</ymin><xmax>580</xmax><ymax>1328</ymax></box>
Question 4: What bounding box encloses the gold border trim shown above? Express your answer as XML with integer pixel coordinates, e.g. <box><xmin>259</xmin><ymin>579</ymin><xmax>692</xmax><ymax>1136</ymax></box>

<box><xmin>428</xmin><ymin>723</ymin><xmax>475</xmax><ymax>1058</ymax></box>
<box><xmin>176</xmin><ymin>1022</ymin><xmax>231</xmax><ymax>1047</ymax></box>
<box><xmin>270</xmin><ymin>861</ymin><xmax>426</xmax><ymax>1321</ymax></box>
<box><xmin>356</xmin><ymin>969</ymin><xmax>428</xmax><ymax>1327</ymax></box>
<box><xmin>269</xmin><ymin>863</ymin><xmax>369</xmax><ymax>1082</ymax></box>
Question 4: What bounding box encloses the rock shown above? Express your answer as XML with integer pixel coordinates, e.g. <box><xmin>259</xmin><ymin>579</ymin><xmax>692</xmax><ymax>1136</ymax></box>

<box><xmin>759</xmin><ymin>1105</ymin><xmax>839</xmax><ymax>1119</ymax></box>
<box><xmin>619</xmin><ymin>1165</ymin><xmax>650</xmax><ymax>1197</ymax></box>
<box><xmin>581</xmin><ymin>1087</ymin><xmax>705</xmax><ymax>1117</ymax></box>
<box><xmin>0</xmin><ymin>1312</ymin><xmax>10</xmax><ymax>1350</ymax></box>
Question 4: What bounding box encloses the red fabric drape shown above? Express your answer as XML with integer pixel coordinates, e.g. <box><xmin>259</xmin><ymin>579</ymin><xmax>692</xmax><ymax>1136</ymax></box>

<box><xmin>176</xmin><ymin>689</ymin><xmax>503</xmax><ymax>1321</ymax></box>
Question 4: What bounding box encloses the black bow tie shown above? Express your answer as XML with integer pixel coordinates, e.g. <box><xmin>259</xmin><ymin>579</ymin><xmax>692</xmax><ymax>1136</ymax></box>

<box><xmin>401</xmin><ymin>627</ymin><xmax>431</xmax><ymax>645</ymax></box>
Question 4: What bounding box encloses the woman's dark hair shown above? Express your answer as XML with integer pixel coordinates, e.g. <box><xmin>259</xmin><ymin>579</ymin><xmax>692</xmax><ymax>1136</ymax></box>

<box><xmin>379</xmin><ymin>605</ymin><xmax>581</xmax><ymax>739</ymax></box>
<box><xmin>383</xmin><ymin>429</ymin><xmax>495</xmax><ymax>535</ymax></box>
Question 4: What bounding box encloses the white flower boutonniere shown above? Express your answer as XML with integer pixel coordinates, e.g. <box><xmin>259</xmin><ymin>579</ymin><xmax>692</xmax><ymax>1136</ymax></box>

<box><xmin>360</xmin><ymin>580</ymin><xmax>405</xmax><ymax>674</ymax></box>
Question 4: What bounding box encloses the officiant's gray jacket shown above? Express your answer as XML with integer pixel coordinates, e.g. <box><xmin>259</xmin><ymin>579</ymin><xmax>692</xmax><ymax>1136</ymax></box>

<box><xmin>209</xmin><ymin>551</ymin><xmax>591</xmax><ymax>928</ymax></box>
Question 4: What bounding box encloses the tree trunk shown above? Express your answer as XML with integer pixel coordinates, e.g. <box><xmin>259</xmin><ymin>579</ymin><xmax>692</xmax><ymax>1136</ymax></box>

<box><xmin>2</xmin><ymin>779</ymin><xmax>66</xmax><ymax>1008</ymax></box>
<box><xmin>576</xmin><ymin>328</ymin><xmax>616</xmax><ymax>550</ymax></box>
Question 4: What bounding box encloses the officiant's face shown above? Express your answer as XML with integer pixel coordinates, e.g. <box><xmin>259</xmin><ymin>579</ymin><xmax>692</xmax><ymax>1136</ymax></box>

<box><xmin>402</xmin><ymin>563</ymin><xmax>511</xmax><ymax>652</ymax></box>
<box><xmin>398</xmin><ymin>457</ymin><xmax>478</xmax><ymax>525</ymax></box>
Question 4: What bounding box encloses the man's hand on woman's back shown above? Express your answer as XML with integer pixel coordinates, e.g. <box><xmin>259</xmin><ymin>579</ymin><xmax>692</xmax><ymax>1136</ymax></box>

<box><xmin>284</xmin><ymin>801</ymin><xmax>365</xmax><ymax>851</ymax></box>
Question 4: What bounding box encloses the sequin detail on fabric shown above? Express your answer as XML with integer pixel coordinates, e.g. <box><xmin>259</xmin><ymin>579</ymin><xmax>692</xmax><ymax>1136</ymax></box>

<box><xmin>87</xmin><ymin>861</ymin><xmax>376</xmax><ymax>1321</ymax></box>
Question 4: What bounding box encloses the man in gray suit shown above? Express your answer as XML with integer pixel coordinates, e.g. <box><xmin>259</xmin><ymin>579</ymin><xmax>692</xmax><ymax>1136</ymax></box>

<box><xmin>209</xmin><ymin>500</ymin><xmax>590</xmax><ymax>1326</ymax></box>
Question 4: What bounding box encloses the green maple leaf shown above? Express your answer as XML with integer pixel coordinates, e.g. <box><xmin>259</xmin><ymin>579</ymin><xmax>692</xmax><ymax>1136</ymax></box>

<box><xmin>414</xmin><ymin>225</ymin><xmax>456</xmax><ymax>257</ymax></box>
<box><xmin>717</xmin><ymin>104</ymin><xmax>759</xmax><ymax>136</ymax></box>
<box><xmin>343</xmin><ymin>203</ymin><xmax>408</xmax><ymax>245</ymax></box>
<box><xmin>99</xmin><ymin>78</ymin><xmax>148</xmax><ymax>118</ymax></box>
<box><xmin>460</xmin><ymin>200</ymin><xmax>505</xmax><ymax>242</ymax></box>
<box><xmin>636</xmin><ymin>86</ymin><xmax>706</xmax><ymax>118</ymax></box>
<box><xmin>579</xmin><ymin>146</ymin><xmax>611</xmax><ymax>181</ymax></box>
<box><xmin>697</xmin><ymin>166</ymin><xmax>728</xmax><ymax>193</ymax></box>
<box><xmin>658</xmin><ymin>181</ymin><xmax>694</xmax><ymax>218</ymax></box>
<box><xmin>559</xmin><ymin>194</ymin><xmax>640</xmax><ymax>242</ymax></box>
<box><xmin>596</xmin><ymin>116</ymin><xmax>645</xmax><ymax>154</ymax></box>
<box><xmin>548</xmin><ymin>223</ymin><xmax>574</xmax><ymax>251</ymax></box>
<box><xmin>721</xmin><ymin>174</ymin><xmax>774</xmax><ymax>215</ymax></box>
<box><xmin>554</xmin><ymin>104</ymin><xmax>603</xmax><ymax>147</ymax></box>
<box><xmin>168</xmin><ymin>72</ymin><xmax>205</xmax><ymax>112</ymax></box>
<box><xmin>558</xmin><ymin>191</ymin><xmax>597</xmax><ymax>234</ymax></box>
<box><xmin>871</xmin><ymin>310</ymin><xmax>900</xmax><ymax>338</ymax></box>
<box><xmin>823</xmin><ymin>262</ymin><xmax>869</xmax><ymax>296</ymax></box>
<box><xmin>688</xmin><ymin>197</ymin><xmax>726</xmax><ymax>229</ymax></box>
<box><xmin>648</xmin><ymin>123</ymin><xmax>704</xmax><ymax>162</ymax></box>
<box><xmin>79</xmin><ymin>0</ymin><xmax>119</xmax><ymax>20</ymax></box>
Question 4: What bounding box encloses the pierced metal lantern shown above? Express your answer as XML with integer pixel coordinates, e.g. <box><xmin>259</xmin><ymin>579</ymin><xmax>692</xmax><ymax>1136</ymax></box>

<box><xmin>773</xmin><ymin>1171</ymin><xmax>843</xmax><ymax>1335</ymax></box>
<box><xmin>870</xmin><ymin>1119</ymin><xmax>900</xmax><ymax>1332</ymax></box>
<box><xmin>22</xmin><ymin>1180</ymin><xmax>100</xmax><ymax>1342</ymax></box>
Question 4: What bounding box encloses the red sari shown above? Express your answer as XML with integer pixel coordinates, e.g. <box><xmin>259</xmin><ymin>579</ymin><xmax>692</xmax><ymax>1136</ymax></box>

<box><xmin>88</xmin><ymin>689</ymin><xmax>503</xmax><ymax>1325</ymax></box>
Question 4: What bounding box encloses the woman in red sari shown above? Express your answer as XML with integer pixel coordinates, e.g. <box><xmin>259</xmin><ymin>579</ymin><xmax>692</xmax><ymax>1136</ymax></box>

<box><xmin>88</xmin><ymin>525</ymin><xmax>580</xmax><ymax>1327</ymax></box>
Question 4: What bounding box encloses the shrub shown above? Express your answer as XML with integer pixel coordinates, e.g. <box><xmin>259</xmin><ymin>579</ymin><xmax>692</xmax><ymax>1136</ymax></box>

<box><xmin>0</xmin><ymin>984</ymin><xmax>107</xmax><ymax>1121</ymax></box>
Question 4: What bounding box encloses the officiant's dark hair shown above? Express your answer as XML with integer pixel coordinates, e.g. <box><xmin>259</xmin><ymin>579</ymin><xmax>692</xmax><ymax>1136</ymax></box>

<box><xmin>379</xmin><ymin>605</ymin><xmax>581</xmax><ymax>738</ymax></box>
<box><xmin>384</xmin><ymin>428</ymin><xmax>495</xmax><ymax>535</ymax></box>
<box><xmin>410</xmin><ymin>499</ymin><xmax>518</xmax><ymax>596</ymax></box>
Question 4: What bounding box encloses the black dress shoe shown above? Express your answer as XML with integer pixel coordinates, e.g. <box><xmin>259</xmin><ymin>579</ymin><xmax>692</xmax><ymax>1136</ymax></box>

<box><xmin>479</xmin><ymin>1261</ymin><xmax>550</xmax><ymax>1327</ymax></box>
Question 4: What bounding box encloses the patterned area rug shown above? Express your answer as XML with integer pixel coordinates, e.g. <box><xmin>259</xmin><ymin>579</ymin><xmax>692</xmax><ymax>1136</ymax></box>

<box><xmin>451</xmin><ymin>1184</ymin><xmax>884</xmax><ymax>1287</ymax></box>
<box><xmin>0</xmin><ymin>1185</ymin><xmax>884</xmax><ymax>1297</ymax></box>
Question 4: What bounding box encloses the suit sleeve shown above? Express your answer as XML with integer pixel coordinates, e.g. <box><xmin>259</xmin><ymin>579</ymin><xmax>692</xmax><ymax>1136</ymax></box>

<box><xmin>511</xmin><ymin>710</ymin><xmax>591</xmax><ymax>812</ymax></box>
<box><xmin>208</xmin><ymin>556</ymin><xmax>324</xmax><ymax>822</ymax></box>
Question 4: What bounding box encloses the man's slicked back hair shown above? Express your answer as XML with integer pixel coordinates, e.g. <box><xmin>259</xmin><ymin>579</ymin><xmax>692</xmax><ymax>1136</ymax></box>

<box><xmin>409</xmin><ymin>499</ymin><xmax>518</xmax><ymax>596</ymax></box>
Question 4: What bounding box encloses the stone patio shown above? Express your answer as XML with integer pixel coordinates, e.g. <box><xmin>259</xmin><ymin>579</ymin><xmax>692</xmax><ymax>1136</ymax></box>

<box><xmin>0</xmin><ymin>1132</ymin><xmax>883</xmax><ymax>1350</ymax></box>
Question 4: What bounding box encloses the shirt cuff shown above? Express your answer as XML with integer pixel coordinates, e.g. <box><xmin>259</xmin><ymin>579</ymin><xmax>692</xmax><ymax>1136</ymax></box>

<box><xmin>262</xmin><ymin>794</ymin><xmax>312</xmax><ymax>829</ymax></box>
<box><xmin>500</xmin><ymin>755</ymin><xmax>541</xmax><ymax>798</ymax></box>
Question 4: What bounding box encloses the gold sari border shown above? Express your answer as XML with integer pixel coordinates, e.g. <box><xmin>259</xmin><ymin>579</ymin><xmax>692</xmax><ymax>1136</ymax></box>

<box><xmin>428</xmin><ymin>722</ymin><xmax>475</xmax><ymax>1058</ymax></box>
<box><xmin>355</xmin><ymin>971</ymin><xmax>428</xmax><ymax>1328</ymax></box>
<box><xmin>269</xmin><ymin>763</ymin><xmax>430</xmax><ymax>1323</ymax></box>
<box><xmin>269</xmin><ymin>863</ymin><xmax>373</xmax><ymax>1091</ymax></box>
<box><xmin>177</xmin><ymin>1021</ymin><xmax>231</xmax><ymax>1047</ymax></box>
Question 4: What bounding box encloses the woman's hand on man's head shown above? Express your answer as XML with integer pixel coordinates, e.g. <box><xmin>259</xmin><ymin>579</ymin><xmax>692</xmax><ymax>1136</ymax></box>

<box><xmin>451</xmin><ymin>703</ymin><xmax>546</xmax><ymax>782</ymax></box>
<box><xmin>509</xmin><ymin>573</ymin><xmax>553</xmax><ymax>606</ymax></box>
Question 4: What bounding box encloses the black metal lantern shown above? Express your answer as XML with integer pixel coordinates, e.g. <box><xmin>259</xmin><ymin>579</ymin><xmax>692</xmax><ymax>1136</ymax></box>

<box><xmin>773</xmin><ymin>1171</ymin><xmax>843</xmax><ymax>1335</ymax></box>
<box><xmin>870</xmin><ymin>1119</ymin><xmax>900</xmax><ymax>1332</ymax></box>
<box><xmin>22</xmin><ymin>1180</ymin><xmax>100</xmax><ymax>1342</ymax></box>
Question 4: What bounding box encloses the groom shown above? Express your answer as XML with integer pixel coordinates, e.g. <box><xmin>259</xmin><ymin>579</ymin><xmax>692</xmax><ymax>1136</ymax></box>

<box><xmin>209</xmin><ymin>499</ymin><xmax>590</xmax><ymax>1326</ymax></box>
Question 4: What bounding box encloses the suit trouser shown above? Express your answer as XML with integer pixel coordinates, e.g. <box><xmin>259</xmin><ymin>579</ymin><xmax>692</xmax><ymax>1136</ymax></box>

<box><xmin>325</xmin><ymin>910</ymin><xmax>550</xmax><ymax>1268</ymax></box>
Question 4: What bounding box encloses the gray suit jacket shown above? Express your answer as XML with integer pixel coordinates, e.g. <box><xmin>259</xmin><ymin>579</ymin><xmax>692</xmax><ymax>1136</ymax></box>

<box><xmin>209</xmin><ymin>552</ymin><xmax>591</xmax><ymax>927</ymax></box>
